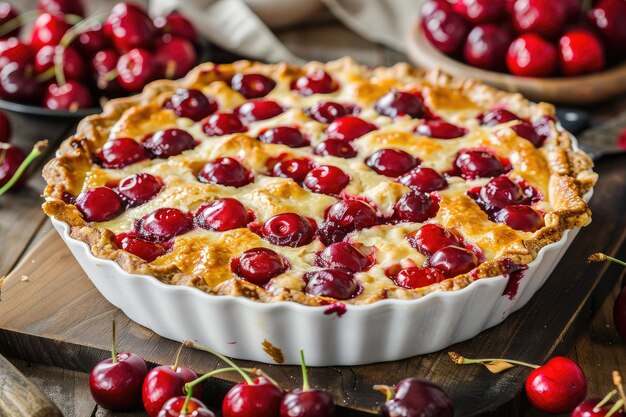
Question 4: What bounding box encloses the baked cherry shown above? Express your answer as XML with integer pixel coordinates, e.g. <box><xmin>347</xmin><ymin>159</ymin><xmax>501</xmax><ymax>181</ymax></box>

<box><xmin>0</xmin><ymin>38</ymin><xmax>34</xmax><ymax>69</ymax></box>
<box><xmin>231</xmin><ymin>247</ymin><xmax>287</xmax><ymax>286</ymax></box>
<box><xmin>506</xmin><ymin>34</ymin><xmax>557</xmax><ymax>77</ymax></box>
<box><xmin>0</xmin><ymin>62</ymin><xmax>43</xmax><ymax>104</ymax></box>
<box><xmin>0</xmin><ymin>3</ymin><xmax>19</xmax><ymax>39</ymax></box>
<box><xmin>135</xmin><ymin>208</ymin><xmax>193</xmax><ymax>242</ymax></box>
<box><xmin>478</xmin><ymin>176</ymin><xmax>525</xmax><ymax>209</ymax></box>
<box><xmin>325</xmin><ymin>115</ymin><xmax>376</xmax><ymax>141</ymax></box>
<box><xmin>235</xmin><ymin>99</ymin><xmax>283</xmax><ymax>123</ymax></box>
<box><xmin>164</xmin><ymin>88</ymin><xmax>218</xmax><ymax>122</ymax></box>
<box><xmin>271</xmin><ymin>158</ymin><xmax>314</xmax><ymax>183</ymax></box>
<box><xmin>29</xmin><ymin>13</ymin><xmax>70</xmax><ymax>51</ymax></box>
<box><xmin>408</xmin><ymin>223</ymin><xmax>461</xmax><ymax>257</ymax></box>
<box><xmin>75</xmin><ymin>187</ymin><xmax>124</xmax><ymax>222</ymax></box>
<box><xmin>463</xmin><ymin>24</ymin><xmax>511</xmax><ymax>71</ymax></box>
<box><xmin>44</xmin><ymin>81</ymin><xmax>92</xmax><ymax>111</ymax></box>
<box><xmin>143</xmin><ymin>128</ymin><xmax>196</xmax><ymax>159</ymax></box>
<box><xmin>366</xmin><ymin>149</ymin><xmax>419</xmax><ymax>178</ymax></box>
<box><xmin>429</xmin><ymin>246</ymin><xmax>478</xmax><ymax>277</ymax></box>
<box><xmin>525</xmin><ymin>357</ymin><xmax>587</xmax><ymax>414</ymax></box>
<box><xmin>508</xmin><ymin>121</ymin><xmax>542</xmax><ymax>147</ymax></box>
<box><xmin>153</xmin><ymin>11</ymin><xmax>198</xmax><ymax>43</ymax></box>
<box><xmin>454</xmin><ymin>150</ymin><xmax>505</xmax><ymax>179</ymax></box>
<box><xmin>375</xmin><ymin>90</ymin><xmax>425</xmax><ymax>119</ymax></box>
<box><xmin>202</xmin><ymin>113</ymin><xmax>247</xmax><ymax>136</ymax></box>
<box><xmin>494</xmin><ymin>205</ymin><xmax>544</xmax><ymax>232</ymax></box>
<box><xmin>231</xmin><ymin>73</ymin><xmax>276</xmax><ymax>99</ymax></box>
<box><xmin>415</xmin><ymin>120</ymin><xmax>466</xmax><ymax>139</ymax></box>
<box><xmin>302</xmin><ymin>165</ymin><xmax>350</xmax><ymax>195</ymax></box>
<box><xmin>154</xmin><ymin>36</ymin><xmax>197</xmax><ymax>80</ymax></box>
<box><xmin>377</xmin><ymin>378</ymin><xmax>453</xmax><ymax>417</ymax></box>
<box><xmin>0</xmin><ymin>143</ymin><xmax>25</xmax><ymax>188</ymax></box>
<box><xmin>588</xmin><ymin>0</ymin><xmax>626</xmax><ymax>59</ymax></box>
<box><xmin>158</xmin><ymin>397</ymin><xmax>214</xmax><ymax>417</ymax></box>
<box><xmin>511</xmin><ymin>0</ymin><xmax>566</xmax><ymax>39</ymax></box>
<box><xmin>198</xmin><ymin>157</ymin><xmax>254</xmax><ymax>187</ymax></box>
<box><xmin>117</xmin><ymin>173</ymin><xmax>162</xmax><ymax>207</ymax></box>
<box><xmin>99</xmin><ymin>138</ymin><xmax>147</xmax><ymax>169</ymax></box>
<box><xmin>314</xmin><ymin>139</ymin><xmax>357</xmax><ymax>159</ymax></box>
<box><xmin>34</xmin><ymin>45</ymin><xmax>85</xmax><ymax>81</ymax></box>
<box><xmin>292</xmin><ymin>69</ymin><xmax>338</xmax><ymax>96</ymax></box>
<box><xmin>195</xmin><ymin>198</ymin><xmax>250</xmax><ymax>232</ymax></box>
<box><xmin>325</xmin><ymin>199</ymin><xmax>377</xmax><ymax>230</ymax></box>
<box><xmin>394</xmin><ymin>191</ymin><xmax>439</xmax><ymax>223</ymax></box>
<box><xmin>393</xmin><ymin>266</ymin><xmax>445</xmax><ymax>289</ymax></box>
<box><xmin>104</xmin><ymin>2</ymin><xmax>156</xmax><ymax>52</ymax></box>
<box><xmin>398</xmin><ymin>167</ymin><xmax>447</xmax><ymax>193</ymax></box>
<box><xmin>480</xmin><ymin>109</ymin><xmax>520</xmax><ymax>126</ymax></box>
<box><xmin>308</xmin><ymin>101</ymin><xmax>347</xmax><ymax>124</ymax></box>
<box><xmin>261</xmin><ymin>213</ymin><xmax>315</xmax><ymax>247</ymax></box>
<box><xmin>315</xmin><ymin>242</ymin><xmax>370</xmax><ymax>273</ymax></box>
<box><xmin>114</xmin><ymin>233</ymin><xmax>165</xmax><ymax>262</ymax></box>
<box><xmin>453</xmin><ymin>0</ymin><xmax>505</xmax><ymax>24</ymax></box>
<box><xmin>422</xmin><ymin>7</ymin><xmax>468</xmax><ymax>55</ymax></box>
<box><xmin>117</xmin><ymin>48</ymin><xmax>156</xmax><ymax>92</ymax></box>
<box><xmin>558</xmin><ymin>30</ymin><xmax>605</xmax><ymax>76</ymax></box>
<box><xmin>37</xmin><ymin>0</ymin><xmax>85</xmax><ymax>17</ymax></box>
<box><xmin>222</xmin><ymin>376</ymin><xmax>284</xmax><ymax>417</ymax></box>
<box><xmin>258</xmin><ymin>126</ymin><xmax>309</xmax><ymax>148</ymax></box>
<box><xmin>304</xmin><ymin>269</ymin><xmax>359</xmax><ymax>299</ymax></box>
<box><xmin>0</xmin><ymin>111</ymin><xmax>11</xmax><ymax>142</ymax></box>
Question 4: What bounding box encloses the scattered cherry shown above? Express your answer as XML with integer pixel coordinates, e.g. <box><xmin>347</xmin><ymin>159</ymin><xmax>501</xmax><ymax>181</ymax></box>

<box><xmin>198</xmin><ymin>157</ymin><xmax>254</xmax><ymax>187</ymax></box>
<box><xmin>231</xmin><ymin>73</ymin><xmax>276</xmax><ymax>99</ymax></box>
<box><xmin>232</xmin><ymin>248</ymin><xmax>287</xmax><ymax>286</ymax></box>
<box><xmin>261</xmin><ymin>213</ymin><xmax>315</xmax><ymax>247</ymax></box>
<box><xmin>308</xmin><ymin>101</ymin><xmax>347</xmax><ymax>123</ymax></box>
<box><xmin>235</xmin><ymin>99</ymin><xmax>283</xmax><ymax>123</ymax></box>
<box><xmin>114</xmin><ymin>233</ymin><xmax>165</xmax><ymax>262</ymax></box>
<box><xmin>164</xmin><ymin>88</ymin><xmax>218</xmax><ymax>122</ymax></box>
<box><xmin>393</xmin><ymin>267</ymin><xmax>445</xmax><ymax>289</ymax></box>
<box><xmin>315</xmin><ymin>242</ymin><xmax>370</xmax><ymax>273</ymax></box>
<box><xmin>158</xmin><ymin>397</ymin><xmax>215</xmax><ymax>417</ymax></box>
<box><xmin>454</xmin><ymin>149</ymin><xmax>505</xmax><ymax>179</ymax></box>
<box><xmin>292</xmin><ymin>69</ymin><xmax>338</xmax><ymax>96</ymax></box>
<box><xmin>408</xmin><ymin>223</ymin><xmax>461</xmax><ymax>257</ymax></box>
<box><xmin>429</xmin><ymin>245</ymin><xmax>478</xmax><ymax>277</ymax></box>
<box><xmin>195</xmin><ymin>198</ymin><xmax>250</xmax><ymax>232</ymax></box>
<box><xmin>271</xmin><ymin>158</ymin><xmax>314</xmax><ymax>183</ymax></box>
<box><xmin>304</xmin><ymin>269</ymin><xmax>359</xmax><ymax>299</ymax></box>
<box><xmin>0</xmin><ymin>143</ymin><xmax>25</xmax><ymax>188</ymax></box>
<box><xmin>377</xmin><ymin>378</ymin><xmax>453</xmax><ymax>417</ymax></box>
<box><xmin>571</xmin><ymin>398</ymin><xmax>624</xmax><ymax>417</ymax></box>
<box><xmin>375</xmin><ymin>90</ymin><xmax>425</xmax><ymax>119</ymax></box>
<box><xmin>222</xmin><ymin>376</ymin><xmax>284</xmax><ymax>417</ymax></box>
<box><xmin>202</xmin><ymin>113</ymin><xmax>247</xmax><ymax>136</ymax></box>
<box><xmin>325</xmin><ymin>115</ymin><xmax>376</xmax><ymax>141</ymax></box>
<box><xmin>302</xmin><ymin>165</ymin><xmax>350</xmax><ymax>195</ymax></box>
<box><xmin>314</xmin><ymin>139</ymin><xmax>357</xmax><ymax>159</ymax></box>
<box><xmin>398</xmin><ymin>167</ymin><xmax>447</xmax><ymax>193</ymax></box>
<box><xmin>135</xmin><ymin>208</ymin><xmax>193</xmax><ymax>242</ymax></box>
<box><xmin>366</xmin><ymin>149</ymin><xmax>419</xmax><ymax>178</ymax></box>
<box><xmin>394</xmin><ymin>191</ymin><xmax>439</xmax><ymax>223</ymax></box>
<box><xmin>75</xmin><ymin>187</ymin><xmax>124</xmax><ymax>222</ymax></box>
<box><xmin>506</xmin><ymin>33</ymin><xmax>557</xmax><ymax>77</ymax></box>
<box><xmin>258</xmin><ymin>126</ymin><xmax>309</xmax><ymax>148</ymax></box>
<box><xmin>117</xmin><ymin>173</ymin><xmax>162</xmax><ymax>207</ymax></box>
<box><xmin>525</xmin><ymin>357</ymin><xmax>587</xmax><ymax>414</ymax></box>
<box><xmin>99</xmin><ymin>138</ymin><xmax>148</xmax><ymax>169</ymax></box>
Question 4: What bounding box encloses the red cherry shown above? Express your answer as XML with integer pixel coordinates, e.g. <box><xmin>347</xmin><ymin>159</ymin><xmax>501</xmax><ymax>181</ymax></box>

<box><xmin>562</xmin><ymin>0</ymin><xmax>582</xmax><ymax>23</ymax></box>
<box><xmin>235</xmin><ymin>99</ymin><xmax>284</xmax><ymax>123</ymax></box>
<box><xmin>91</xmin><ymin>49</ymin><xmax>123</xmax><ymax>96</ymax></box>
<box><xmin>325</xmin><ymin>199</ymin><xmax>377</xmax><ymax>230</ymax></box>
<box><xmin>231</xmin><ymin>248</ymin><xmax>288</xmax><ymax>286</ymax></box>
<box><xmin>153</xmin><ymin>11</ymin><xmax>198</xmax><ymax>43</ymax></box>
<box><xmin>422</xmin><ymin>8</ymin><xmax>469</xmax><ymax>55</ymax></box>
<box><xmin>408</xmin><ymin>223</ymin><xmax>461</xmax><ymax>257</ymax></box>
<box><xmin>463</xmin><ymin>24</ymin><xmax>511</xmax><ymax>71</ymax></box>
<box><xmin>89</xmin><ymin>352</ymin><xmax>148</xmax><ymax>411</ymax></box>
<box><xmin>104</xmin><ymin>2</ymin><xmax>156</xmax><ymax>52</ymax></box>
<box><xmin>279</xmin><ymin>389</ymin><xmax>335</xmax><ymax>417</ymax></box>
<box><xmin>398</xmin><ymin>167</ymin><xmax>447</xmax><ymax>193</ymax></box>
<box><xmin>0</xmin><ymin>4</ymin><xmax>19</xmax><ymax>39</ymax></box>
<box><xmin>0</xmin><ymin>62</ymin><xmax>43</xmax><ymax>103</ymax></box>
<box><xmin>198</xmin><ymin>157</ymin><xmax>254</xmax><ymax>187</ymax></box>
<box><xmin>511</xmin><ymin>121</ymin><xmax>543</xmax><ymax>147</ymax></box>
<box><xmin>34</xmin><ymin>45</ymin><xmax>85</xmax><ymax>80</ymax></box>
<box><xmin>588</xmin><ymin>0</ymin><xmax>626</xmax><ymax>59</ymax></box>
<box><xmin>0</xmin><ymin>143</ymin><xmax>25</xmax><ymax>188</ymax></box>
<box><xmin>494</xmin><ymin>205</ymin><xmax>544</xmax><ymax>232</ymax></box>
<box><xmin>420</xmin><ymin>0</ymin><xmax>453</xmax><ymax>20</ymax></box>
<box><xmin>314</xmin><ymin>139</ymin><xmax>357</xmax><ymax>159</ymax></box>
<box><xmin>302</xmin><ymin>165</ymin><xmax>350</xmax><ymax>195</ymax></box>
<box><xmin>135</xmin><ymin>208</ymin><xmax>193</xmax><ymax>242</ymax></box>
<box><xmin>99</xmin><ymin>138</ymin><xmax>148</xmax><ymax>169</ymax></box>
<box><xmin>154</xmin><ymin>36</ymin><xmax>197</xmax><ymax>80</ymax></box>
<box><xmin>525</xmin><ymin>357</ymin><xmax>587</xmax><ymax>414</ymax></box>
<box><xmin>117</xmin><ymin>48</ymin><xmax>156</xmax><ymax>92</ymax></box>
<box><xmin>511</xmin><ymin>0</ymin><xmax>566</xmax><ymax>39</ymax></box>
<box><xmin>613</xmin><ymin>286</ymin><xmax>626</xmax><ymax>340</ymax></box>
<box><xmin>222</xmin><ymin>377</ymin><xmax>284</xmax><ymax>417</ymax></box>
<box><xmin>75</xmin><ymin>187</ymin><xmax>124</xmax><ymax>222</ymax></box>
<box><xmin>271</xmin><ymin>158</ymin><xmax>314</xmax><ymax>183</ymax></box>
<box><xmin>114</xmin><ymin>233</ymin><xmax>165</xmax><ymax>262</ymax></box>
<box><xmin>429</xmin><ymin>245</ymin><xmax>478</xmax><ymax>277</ymax></box>
<box><xmin>29</xmin><ymin>13</ymin><xmax>70</xmax><ymax>51</ymax></box>
<box><xmin>0</xmin><ymin>111</ymin><xmax>11</xmax><ymax>142</ymax></box>
<box><xmin>202</xmin><ymin>113</ymin><xmax>247</xmax><ymax>136</ymax></box>
<box><xmin>480</xmin><ymin>109</ymin><xmax>520</xmax><ymax>126</ymax></box>
<box><xmin>393</xmin><ymin>266</ymin><xmax>445</xmax><ymax>289</ymax></box>
<box><xmin>394</xmin><ymin>191</ymin><xmax>439</xmax><ymax>223</ymax></box>
<box><xmin>158</xmin><ymin>397</ymin><xmax>214</xmax><ymax>417</ymax></box>
<box><xmin>366</xmin><ymin>149</ymin><xmax>419</xmax><ymax>178</ymax></box>
<box><xmin>571</xmin><ymin>398</ymin><xmax>624</xmax><ymax>417</ymax></box>
<box><xmin>143</xmin><ymin>128</ymin><xmax>196</xmax><ymax>159</ymax></box>
<box><xmin>76</xmin><ymin>26</ymin><xmax>109</xmax><ymax>55</ymax></box>
<box><xmin>164</xmin><ymin>88</ymin><xmax>218</xmax><ymax>122</ymax></box>
<box><xmin>37</xmin><ymin>0</ymin><xmax>85</xmax><ymax>17</ymax></box>
<box><xmin>142</xmin><ymin>365</ymin><xmax>201</xmax><ymax>417</ymax></box>
<box><xmin>558</xmin><ymin>30</ymin><xmax>605</xmax><ymax>76</ymax></box>
<box><xmin>195</xmin><ymin>198</ymin><xmax>250</xmax><ymax>232</ymax></box>
<box><xmin>415</xmin><ymin>120</ymin><xmax>467</xmax><ymax>139</ymax></box>
<box><xmin>308</xmin><ymin>101</ymin><xmax>348</xmax><ymax>123</ymax></box>
<box><xmin>478</xmin><ymin>175</ymin><xmax>525</xmax><ymax>209</ymax></box>
<box><xmin>261</xmin><ymin>213</ymin><xmax>315</xmax><ymax>247</ymax></box>
<box><xmin>506</xmin><ymin>34</ymin><xmax>557</xmax><ymax>77</ymax></box>
<box><xmin>231</xmin><ymin>73</ymin><xmax>276</xmax><ymax>99</ymax></box>
<box><xmin>304</xmin><ymin>269</ymin><xmax>359</xmax><ymax>299</ymax></box>
<box><xmin>325</xmin><ymin>115</ymin><xmax>376</xmax><ymax>141</ymax></box>
<box><xmin>0</xmin><ymin>37</ymin><xmax>34</xmax><ymax>68</ymax></box>
<box><xmin>453</xmin><ymin>0</ymin><xmax>505</xmax><ymax>24</ymax></box>
<box><xmin>375</xmin><ymin>90</ymin><xmax>425</xmax><ymax>119</ymax></box>
<box><xmin>44</xmin><ymin>81</ymin><xmax>92</xmax><ymax>111</ymax></box>
<box><xmin>454</xmin><ymin>150</ymin><xmax>505</xmax><ymax>179</ymax></box>
<box><xmin>380</xmin><ymin>378</ymin><xmax>453</xmax><ymax>417</ymax></box>
<box><xmin>315</xmin><ymin>242</ymin><xmax>370</xmax><ymax>273</ymax></box>
<box><xmin>258</xmin><ymin>126</ymin><xmax>309</xmax><ymax>148</ymax></box>
<box><xmin>117</xmin><ymin>173</ymin><xmax>162</xmax><ymax>207</ymax></box>
<box><xmin>292</xmin><ymin>69</ymin><xmax>338</xmax><ymax>96</ymax></box>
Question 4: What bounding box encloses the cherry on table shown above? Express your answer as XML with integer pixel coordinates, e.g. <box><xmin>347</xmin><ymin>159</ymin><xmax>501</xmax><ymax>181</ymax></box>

<box><xmin>463</xmin><ymin>24</ymin><xmax>511</xmax><ymax>72</ymax></box>
<box><xmin>99</xmin><ymin>138</ymin><xmax>147</xmax><ymax>169</ymax></box>
<box><xmin>75</xmin><ymin>187</ymin><xmax>124</xmax><ymax>222</ymax></box>
<box><xmin>308</xmin><ymin>101</ymin><xmax>347</xmax><ymax>124</ymax></box>
<box><xmin>37</xmin><ymin>0</ymin><xmax>85</xmax><ymax>17</ymax></box>
<box><xmin>117</xmin><ymin>173</ymin><xmax>162</xmax><ymax>207</ymax></box>
<box><xmin>0</xmin><ymin>143</ymin><xmax>25</xmax><ymax>188</ymax></box>
<box><xmin>195</xmin><ymin>198</ymin><xmax>251</xmax><ymax>232</ymax></box>
<box><xmin>314</xmin><ymin>139</ymin><xmax>357</xmax><ymax>159</ymax></box>
<box><xmin>302</xmin><ymin>165</ymin><xmax>350</xmax><ymax>195</ymax></box>
<box><xmin>235</xmin><ymin>99</ymin><xmax>284</xmax><ymax>123</ymax></box>
<box><xmin>154</xmin><ymin>11</ymin><xmax>198</xmax><ymax>43</ymax></box>
<box><xmin>258</xmin><ymin>126</ymin><xmax>309</xmax><ymax>148</ymax></box>
<box><xmin>157</xmin><ymin>396</ymin><xmax>214</xmax><ymax>417</ymax></box>
<box><xmin>231</xmin><ymin>73</ymin><xmax>276</xmax><ymax>99</ymax></box>
<box><xmin>29</xmin><ymin>13</ymin><xmax>70</xmax><ymax>51</ymax></box>
<box><xmin>326</xmin><ymin>115</ymin><xmax>376</xmax><ymax>141</ymax></box>
<box><xmin>506</xmin><ymin>34</ymin><xmax>557</xmax><ymax>77</ymax></box>
<box><xmin>114</xmin><ymin>233</ymin><xmax>165</xmax><ymax>262</ymax></box>
<box><xmin>304</xmin><ymin>269</ymin><xmax>359</xmax><ymax>300</ymax></box>
<box><xmin>571</xmin><ymin>398</ymin><xmax>624</xmax><ymax>417</ymax></box>
<box><xmin>135</xmin><ymin>208</ymin><xmax>193</xmax><ymax>242</ymax></box>
<box><xmin>143</xmin><ymin>128</ymin><xmax>197</xmax><ymax>159</ymax></box>
<box><xmin>375</xmin><ymin>90</ymin><xmax>425</xmax><ymax>119</ymax></box>
<box><xmin>271</xmin><ymin>157</ymin><xmax>314</xmax><ymax>183</ymax></box>
<box><xmin>261</xmin><ymin>212</ymin><xmax>315</xmax><ymax>247</ymax></box>
<box><xmin>164</xmin><ymin>88</ymin><xmax>218</xmax><ymax>122</ymax></box>
<box><xmin>558</xmin><ymin>30</ymin><xmax>605</xmax><ymax>76</ymax></box>
<box><xmin>398</xmin><ymin>167</ymin><xmax>447</xmax><ymax>193</ymax></box>
<box><xmin>366</xmin><ymin>149</ymin><xmax>419</xmax><ymax>178</ymax></box>
<box><xmin>117</xmin><ymin>48</ymin><xmax>156</xmax><ymax>92</ymax></box>
<box><xmin>104</xmin><ymin>2</ymin><xmax>156</xmax><ymax>52</ymax></box>
<box><xmin>394</xmin><ymin>191</ymin><xmax>439</xmax><ymax>223</ymax></box>
<box><xmin>292</xmin><ymin>68</ymin><xmax>338</xmax><ymax>96</ymax></box>
<box><xmin>0</xmin><ymin>111</ymin><xmax>11</xmax><ymax>142</ymax></box>
<box><xmin>429</xmin><ymin>245</ymin><xmax>478</xmax><ymax>277</ymax></box>
<box><xmin>525</xmin><ymin>356</ymin><xmax>587</xmax><ymax>414</ymax></box>
<box><xmin>154</xmin><ymin>36</ymin><xmax>197</xmax><ymax>80</ymax></box>
<box><xmin>376</xmin><ymin>377</ymin><xmax>453</xmax><ymax>417</ymax></box>
<box><xmin>315</xmin><ymin>242</ymin><xmax>370</xmax><ymax>273</ymax></box>
<box><xmin>408</xmin><ymin>223</ymin><xmax>461</xmax><ymax>257</ymax></box>
<box><xmin>232</xmin><ymin>248</ymin><xmax>288</xmax><ymax>286</ymax></box>
<box><xmin>202</xmin><ymin>113</ymin><xmax>247</xmax><ymax>136</ymax></box>
<box><xmin>0</xmin><ymin>3</ymin><xmax>20</xmax><ymax>39</ymax></box>
<box><xmin>222</xmin><ymin>376</ymin><xmax>284</xmax><ymax>417</ymax></box>
<box><xmin>198</xmin><ymin>157</ymin><xmax>254</xmax><ymax>187</ymax></box>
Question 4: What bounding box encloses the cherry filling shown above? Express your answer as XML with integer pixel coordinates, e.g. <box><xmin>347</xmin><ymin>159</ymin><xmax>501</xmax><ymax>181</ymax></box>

<box><xmin>235</xmin><ymin>99</ymin><xmax>283</xmax><ymax>123</ymax></box>
<box><xmin>325</xmin><ymin>116</ymin><xmax>377</xmax><ymax>141</ymax></box>
<box><xmin>303</xmin><ymin>269</ymin><xmax>359</xmax><ymax>300</ymax></box>
<box><xmin>271</xmin><ymin>158</ymin><xmax>314</xmax><ymax>183</ymax></box>
<box><xmin>453</xmin><ymin>149</ymin><xmax>506</xmax><ymax>179</ymax></box>
<box><xmin>494</xmin><ymin>205</ymin><xmax>544</xmax><ymax>232</ymax></box>
<box><xmin>143</xmin><ymin>128</ymin><xmax>197</xmax><ymax>159</ymax></box>
<box><xmin>479</xmin><ymin>109</ymin><xmax>520</xmax><ymax>126</ymax></box>
<box><xmin>314</xmin><ymin>139</ymin><xmax>357</xmax><ymax>159</ymax></box>
<box><xmin>511</xmin><ymin>121</ymin><xmax>543</xmax><ymax>147</ymax></box>
<box><xmin>407</xmin><ymin>223</ymin><xmax>461</xmax><ymax>257</ymax></box>
<box><xmin>230</xmin><ymin>73</ymin><xmax>276</xmax><ymax>99</ymax></box>
<box><xmin>163</xmin><ymin>88</ymin><xmax>217</xmax><ymax>121</ymax></box>
<box><xmin>292</xmin><ymin>69</ymin><xmax>338</xmax><ymax>96</ymax></box>
<box><xmin>393</xmin><ymin>266</ymin><xmax>445</xmax><ymax>289</ymax></box>
<box><xmin>394</xmin><ymin>191</ymin><xmax>440</xmax><ymax>223</ymax></box>
<box><xmin>258</xmin><ymin>126</ymin><xmax>309</xmax><ymax>148</ymax></box>
<box><xmin>198</xmin><ymin>157</ymin><xmax>254</xmax><ymax>187</ymax></box>
<box><xmin>231</xmin><ymin>247</ymin><xmax>288</xmax><ymax>286</ymax></box>
<box><xmin>415</xmin><ymin>120</ymin><xmax>467</xmax><ymax>139</ymax></box>
<box><xmin>315</xmin><ymin>242</ymin><xmax>371</xmax><ymax>273</ymax></box>
<box><xmin>398</xmin><ymin>167</ymin><xmax>447</xmax><ymax>193</ymax></box>
<box><xmin>475</xmin><ymin>175</ymin><xmax>526</xmax><ymax>211</ymax></box>
<box><xmin>114</xmin><ymin>232</ymin><xmax>165</xmax><ymax>262</ymax></box>
<box><xmin>98</xmin><ymin>138</ymin><xmax>148</xmax><ymax>169</ymax></box>
<box><xmin>260</xmin><ymin>212</ymin><xmax>315</xmax><ymax>247</ymax></box>
<box><xmin>194</xmin><ymin>198</ymin><xmax>251</xmax><ymax>232</ymax></box>
<box><xmin>75</xmin><ymin>187</ymin><xmax>124</xmax><ymax>222</ymax></box>
<box><xmin>307</xmin><ymin>101</ymin><xmax>348</xmax><ymax>123</ymax></box>
<box><xmin>302</xmin><ymin>165</ymin><xmax>350</xmax><ymax>195</ymax></box>
<box><xmin>319</xmin><ymin>199</ymin><xmax>377</xmax><ymax>244</ymax></box>
<box><xmin>374</xmin><ymin>90</ymin><xmax>425</xmax><ymax>119</ymax></box>
<box><xmin>135</xmin><ymin>208</ymin><xmax>193</xmax><ymax>242</ymax></box>
<box><xmin>117</xmin><ymin>173</ymin><xmax>162</xmax><ymax>207</ymax></box>
<box><xmin>365</xmin><ymin>149</ymin><xmax>420</xmax><ymax>177</ymax></box>
<box><xmin>202</xmin><ymin>113</ymin><xmax>247</xmax><ymax>136</ymax></box>
<box><xmin>428</xmin><ymin>245</ymin><xmax>478</xmax><ymax>277</ymax></box>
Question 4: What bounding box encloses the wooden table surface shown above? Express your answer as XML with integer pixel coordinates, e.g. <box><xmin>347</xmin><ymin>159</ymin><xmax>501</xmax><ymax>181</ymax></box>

<box><xmin>1</xmin><ymin>20</ymin><xmax>625</xmax><ymax>417</ymax></box>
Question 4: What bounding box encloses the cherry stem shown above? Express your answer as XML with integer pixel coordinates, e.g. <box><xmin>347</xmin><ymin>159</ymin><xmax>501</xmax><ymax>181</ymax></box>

<box><xmin>613</xmin><ymin>371</ymin><xmax>626</xmax><ymax>412</ymax></box>
<box><xmin>111</xmin><ymin>320</ymin><xmax>117</xmax><ymax>364</ymax></box>
<box><xmin>587</xmin><ymin>253</ymin><xmax>626</xmax><ymax>268</ymax></box>
<box><xmin>172</xmin><ymin>342</ymin><xmax>185</xmax><ymax>371</ymax></box>
<box><xmin>97</xmin><ymin>69</ymin><xmax>118</xmax><ymax>89</ymax></box>
<box><xmin>606</xmin><ymin>400</ymin><xmax>625</xmax><ymax>417</ymax></box>
<box><xmin>249</xmin><ymin>368</ymin><xmax>281</xmax><ymax>389</ymax></box>
<box><xmin>594</xmin><ymin>389</ymin><xmax>618</xmax><ymax>412</ymax></box>
<box><xmin>0</xmin><ymin>9</ymin><xmax>39</xmax><ymax>38</ymax></box>
<box><xmin>372</xmin><ymin>385</ymin><xmax>394</xmax><ymax>402</ymax></box>
<box><xmin>299</xmin><ymin>349</ymin><xmax>310</xmax><ymax>391</ymax></box>
<box><xmin>448</xmin><ymin>352</ymin><xmax>539</xmax><ymax>369</ymax></box>
<box><xmin>0</xmin><ymin>140</ymin><xmax>48</xmax><ymax>197</ymax></box>
<box><xmin>184</xmin><ymin>341</ymin><xmax>253</xmax><ymax>384</ymax></box>
<box><xmin>35</xmin><ymin>66</ymin><xmax>56</xmax><ymax>83</ymax></box>
<box><xmin>181</xmin><ymin>367</ymin><xmax>250</xmax><ymax>415</ymax></box>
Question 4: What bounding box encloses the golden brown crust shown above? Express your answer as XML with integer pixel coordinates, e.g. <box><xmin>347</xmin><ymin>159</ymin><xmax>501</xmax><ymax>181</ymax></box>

<box><xmin>42</xmin><ymin>58</ymin><xmax>597</xmax><ymax>305</ymax></box>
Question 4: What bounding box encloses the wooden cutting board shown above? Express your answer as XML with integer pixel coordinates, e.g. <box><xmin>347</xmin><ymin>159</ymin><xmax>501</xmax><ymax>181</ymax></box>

<box><xmin>1</xmin><ymin>157</ymin><xmax>625</xmax><ymax>416</ymax></box>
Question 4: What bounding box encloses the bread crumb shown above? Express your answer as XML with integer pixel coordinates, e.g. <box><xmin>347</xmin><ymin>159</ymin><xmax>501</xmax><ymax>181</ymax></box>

<box><xmin>21</xmin><ymin>275</ymin><xmax>29</xmax><ymax>282</ymax></box>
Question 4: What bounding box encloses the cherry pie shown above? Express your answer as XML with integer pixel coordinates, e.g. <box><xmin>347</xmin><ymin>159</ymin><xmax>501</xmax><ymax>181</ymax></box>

<box><xmin>42</xmin><ymin>58</ymin><xmax>597</xmax><ymax>305</ymax></box>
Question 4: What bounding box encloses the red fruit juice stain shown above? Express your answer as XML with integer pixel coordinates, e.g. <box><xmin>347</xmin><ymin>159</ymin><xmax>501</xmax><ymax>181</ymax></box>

<box><xmin>501</xmin><ymin>258</ymin><xmax>529</xmax><ymax>299</ymax></box>
<box><xmin>324</xmin><ymin>302</ymin><xmax>347</xmax><ymax>317</ymax></box>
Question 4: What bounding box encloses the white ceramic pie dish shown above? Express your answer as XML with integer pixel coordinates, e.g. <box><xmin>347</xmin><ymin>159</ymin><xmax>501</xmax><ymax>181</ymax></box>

<box><xmin>51</xmin><ymin>185</ymin><xmax>590</xmax><ymax>366</ymax></box>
